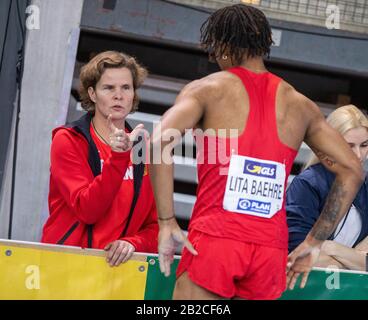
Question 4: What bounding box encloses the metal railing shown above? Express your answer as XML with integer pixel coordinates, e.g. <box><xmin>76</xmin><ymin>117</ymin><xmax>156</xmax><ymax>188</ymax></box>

<box><xmin>167</xmin><ymin>0</ymin><xmax>368</xmax><ymax>33</ymax></box>
<box><xmin>254</xmin><ymin>0</ymin><xmax>367</xmax><ymax>25</ymax></box>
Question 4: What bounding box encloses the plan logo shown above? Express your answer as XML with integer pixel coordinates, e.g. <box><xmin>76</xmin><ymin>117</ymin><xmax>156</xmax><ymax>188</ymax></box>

<box><xmin>237</xmin><ymin>198</ymin><xmax>271</xmax><ymax>215</ymax></box>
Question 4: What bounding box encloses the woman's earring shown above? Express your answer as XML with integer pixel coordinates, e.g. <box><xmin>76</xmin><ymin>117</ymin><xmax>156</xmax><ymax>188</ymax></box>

<box><xmin>222</xmin><ymin>55</ymin><xmax>228</xmax><ymax>60</ymax></box>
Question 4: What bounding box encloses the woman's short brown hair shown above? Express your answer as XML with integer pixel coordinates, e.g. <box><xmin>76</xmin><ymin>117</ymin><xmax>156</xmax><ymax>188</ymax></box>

<box><xmin>79</xmin><ymin>51</ymin><xmax>148</xmax><ymax>114</ymax></box>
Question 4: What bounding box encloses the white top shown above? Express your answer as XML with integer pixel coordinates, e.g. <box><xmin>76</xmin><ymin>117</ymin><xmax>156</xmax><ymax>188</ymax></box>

<box><xmin>333</xmin><ymin>205</ymin><xmax>362</xmax><ymax>247</ymax></box>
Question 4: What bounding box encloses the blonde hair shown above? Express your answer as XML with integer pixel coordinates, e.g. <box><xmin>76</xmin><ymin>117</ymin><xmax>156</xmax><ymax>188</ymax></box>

<box><xmin>79</xmin><ymin>51</ymin><xmax>148</xmax><ymax>114</ymax></box>
<box><xmin>304</xmin><ymin>104</ymin><xmax>368</xmax><ymax>169</ymax></box>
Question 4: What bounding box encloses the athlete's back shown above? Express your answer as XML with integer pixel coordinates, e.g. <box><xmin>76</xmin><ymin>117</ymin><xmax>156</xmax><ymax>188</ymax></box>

<box><xmin>187</xmin><ymin>67</ymin><xmax>297</xmax><ymax>249</ymax></box>
<box><xmin>184</xmin><ymin>67</ymin><xmax>312</xmax><ymax>152</ymax></box>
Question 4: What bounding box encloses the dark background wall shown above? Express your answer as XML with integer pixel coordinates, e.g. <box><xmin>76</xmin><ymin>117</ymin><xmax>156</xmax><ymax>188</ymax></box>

<box><xmin>0</xmin><ymin>0</ymin><xmax>28</xmax><ymax>199</ymax></box>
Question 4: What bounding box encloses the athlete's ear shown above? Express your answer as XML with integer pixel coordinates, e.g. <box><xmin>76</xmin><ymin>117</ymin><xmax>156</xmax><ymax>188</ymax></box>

<box><xmin>220</xmin><ymin>47</ymin><xmax>231</xmax><ymax>62</ymax></box>
<box><xmin>216</xmin><ymin>48</ymin><xmax>233</xmax><ymax>70</ymax></box>
<box><xmin>221</xmin><ymin>46</ymin><xmax>238</xmax><ymax>69</ymax></box>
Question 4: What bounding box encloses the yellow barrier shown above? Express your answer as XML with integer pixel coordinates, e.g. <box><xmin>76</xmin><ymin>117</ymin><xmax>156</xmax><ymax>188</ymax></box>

<box><xmin>0</xmin><ymin>240</ymin><xmax>149</xmax><ymax>300</ymax></box>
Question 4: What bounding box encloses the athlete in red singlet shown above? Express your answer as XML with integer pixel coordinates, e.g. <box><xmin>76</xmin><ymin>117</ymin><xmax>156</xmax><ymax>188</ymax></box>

<box><xmin>150</xmin><ymin>4</ymin><xmax>363</xmax><ymax>299</ymax></box>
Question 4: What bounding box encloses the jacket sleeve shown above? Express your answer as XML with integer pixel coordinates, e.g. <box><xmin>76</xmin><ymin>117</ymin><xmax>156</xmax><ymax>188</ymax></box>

<box><xmin>51</xmin><ymin>130</ymin><xmax>131</xmax><ymax>225</ymax></box>
<box><xmin>121</xmin><ymin>200</ymin><xmax>159</xmax><ymax>253</ymax></box>
<box><xmin>286</xmin><ymin>172</ymin><xmax>323</xmax><ymax>252</ymax></box>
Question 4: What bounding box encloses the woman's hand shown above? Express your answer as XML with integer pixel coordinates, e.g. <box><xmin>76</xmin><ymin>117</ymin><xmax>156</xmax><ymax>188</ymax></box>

<box><xmin>104</xmin><ymin>240</ymin><xmax>136</xmax><ymax>267</ymax></box>
<box><xmin>108</xmin><ymin>114</ymin><xmax>144</xmax><ymax>152</ymax></box>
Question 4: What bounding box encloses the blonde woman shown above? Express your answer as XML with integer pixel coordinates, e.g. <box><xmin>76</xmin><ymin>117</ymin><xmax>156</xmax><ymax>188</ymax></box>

<box><xmin>287</xmin><ymin>105</ymin><xmax>368</xmax><ymax>271</ymax></box>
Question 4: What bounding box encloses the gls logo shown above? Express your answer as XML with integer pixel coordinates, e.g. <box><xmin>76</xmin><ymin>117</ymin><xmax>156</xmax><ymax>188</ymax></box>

<box><xmin>237</xmin><ymin>198</ymin><xmax>271</xmax><ymax>215</ymax></box>
<box><xmin>244</xmin><ymin>160</ymin><xmax>276</xmax><ymax>179</ymax></box>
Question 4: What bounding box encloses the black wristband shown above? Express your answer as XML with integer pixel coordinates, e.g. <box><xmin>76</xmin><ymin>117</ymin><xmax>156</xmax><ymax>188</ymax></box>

<box><xmin>158</xmin><ymin>215</ymin><xmax>175</xmax><ymax>221</ymax></box>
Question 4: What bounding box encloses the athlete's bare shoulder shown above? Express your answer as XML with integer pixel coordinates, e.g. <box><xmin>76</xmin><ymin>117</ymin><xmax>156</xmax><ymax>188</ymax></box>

<box><xmin>177</xmin><ymin>70</ymin><xmax>241</xmax><ymax>104</ymax></box>
<box><xmin>200</xmin><ymin>70</ymin><xmax>241</xmax><ymax>89</ymax></box>
<box><xmin>275</xmin><ymin>79</ymin><xmax>325</xmax><ymax>148</ymax></box>
<box><xmin>278</xmin><ymin>79</ymin><xmax>323</xmax><ymax>125</ymax></box>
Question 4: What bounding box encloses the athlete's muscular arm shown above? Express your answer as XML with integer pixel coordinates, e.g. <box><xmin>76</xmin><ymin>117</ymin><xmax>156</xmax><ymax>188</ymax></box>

<box><xmin>287</xmin><ymin>95</ymin><xmax>364</xmax><ymax>289</ymax></box>
<box><xmin>151</xmin><ymin>80</ymin><xmax>207</xmax><ymax>219</ymax></box>
<box><xmin>150</xmin><ymin>80</ymin><xmax>210</xmax><ymax>276</ymax></box>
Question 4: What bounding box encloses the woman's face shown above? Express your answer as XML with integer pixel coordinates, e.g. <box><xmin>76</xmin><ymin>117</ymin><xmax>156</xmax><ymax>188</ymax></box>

<box><xmin>343</xmin><ymin>126</ymin><xmax>368</xmax><ymax>164</ymax></box>
<box><xmin>88</xmin><ymin>67</ymin><xmax>134</xmax><ymax>122</ymax></box>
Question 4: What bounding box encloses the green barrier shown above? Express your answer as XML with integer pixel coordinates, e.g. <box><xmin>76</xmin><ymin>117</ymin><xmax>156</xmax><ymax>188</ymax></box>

<box><xmin>280</xmin><ymin>267</ymin><xmax>368</xmax><ymax>300</ymax></box>
<box><xmin>144</xmin><ymin>256</ymin><xmax>179</xmax><ymax>300</ymax></box>
<box><xmin>144</xmin><ymin>261</ymin><xmax>368</xmax><ymax>300</ymax></box>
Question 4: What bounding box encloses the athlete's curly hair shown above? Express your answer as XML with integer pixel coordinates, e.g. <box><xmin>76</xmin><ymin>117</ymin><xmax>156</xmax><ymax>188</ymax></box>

<box><xmin>200</xmin><ymin>4</ymin><xmax>273</xmax><ymax>64</ymax></box>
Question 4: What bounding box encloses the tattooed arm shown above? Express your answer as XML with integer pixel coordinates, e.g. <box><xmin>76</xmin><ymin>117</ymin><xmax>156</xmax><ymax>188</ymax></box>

<box><xmin>286</xmin><ymin>97</ymin><xmax>364</xmax><ymax>290</ymax></box>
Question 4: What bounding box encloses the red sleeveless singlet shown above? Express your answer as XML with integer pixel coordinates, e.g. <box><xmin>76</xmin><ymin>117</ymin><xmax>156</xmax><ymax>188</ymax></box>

<box><xmin>189</xmin><ymin>66</ymin><xmax>298</xmax><ymax>249</ymax></box>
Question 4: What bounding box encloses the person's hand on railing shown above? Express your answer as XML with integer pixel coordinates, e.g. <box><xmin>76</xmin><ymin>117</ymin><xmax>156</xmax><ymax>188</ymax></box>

<box><xmin>286</xmin><ymin>239</ymin><xmax>321</xmax><ymax>290</ymax></box>
<box><xmin>104</xmin><ymin>240</ymin><xmax>135</xmax><ymax>267</ymax></box>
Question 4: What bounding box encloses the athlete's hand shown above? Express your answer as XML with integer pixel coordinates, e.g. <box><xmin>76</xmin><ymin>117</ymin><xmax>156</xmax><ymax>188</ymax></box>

<box><xmin>108</xmin><ymin>114</ymin><xmax>144</xmax><ymax>152</ymax></box>
<box><xmin>104</xmin><ymin>240</ymin><xmax>136</xmax><ymax>267</ymax></box>
<box><xmin>158</xmin><ymin>218</ymin><xmax>198</xmax><ymax>277</ymax></box>
<box><xmin>286</xmin><ymin>240</ymin><xmax>321</xmax><ymax>290</ymax></box>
